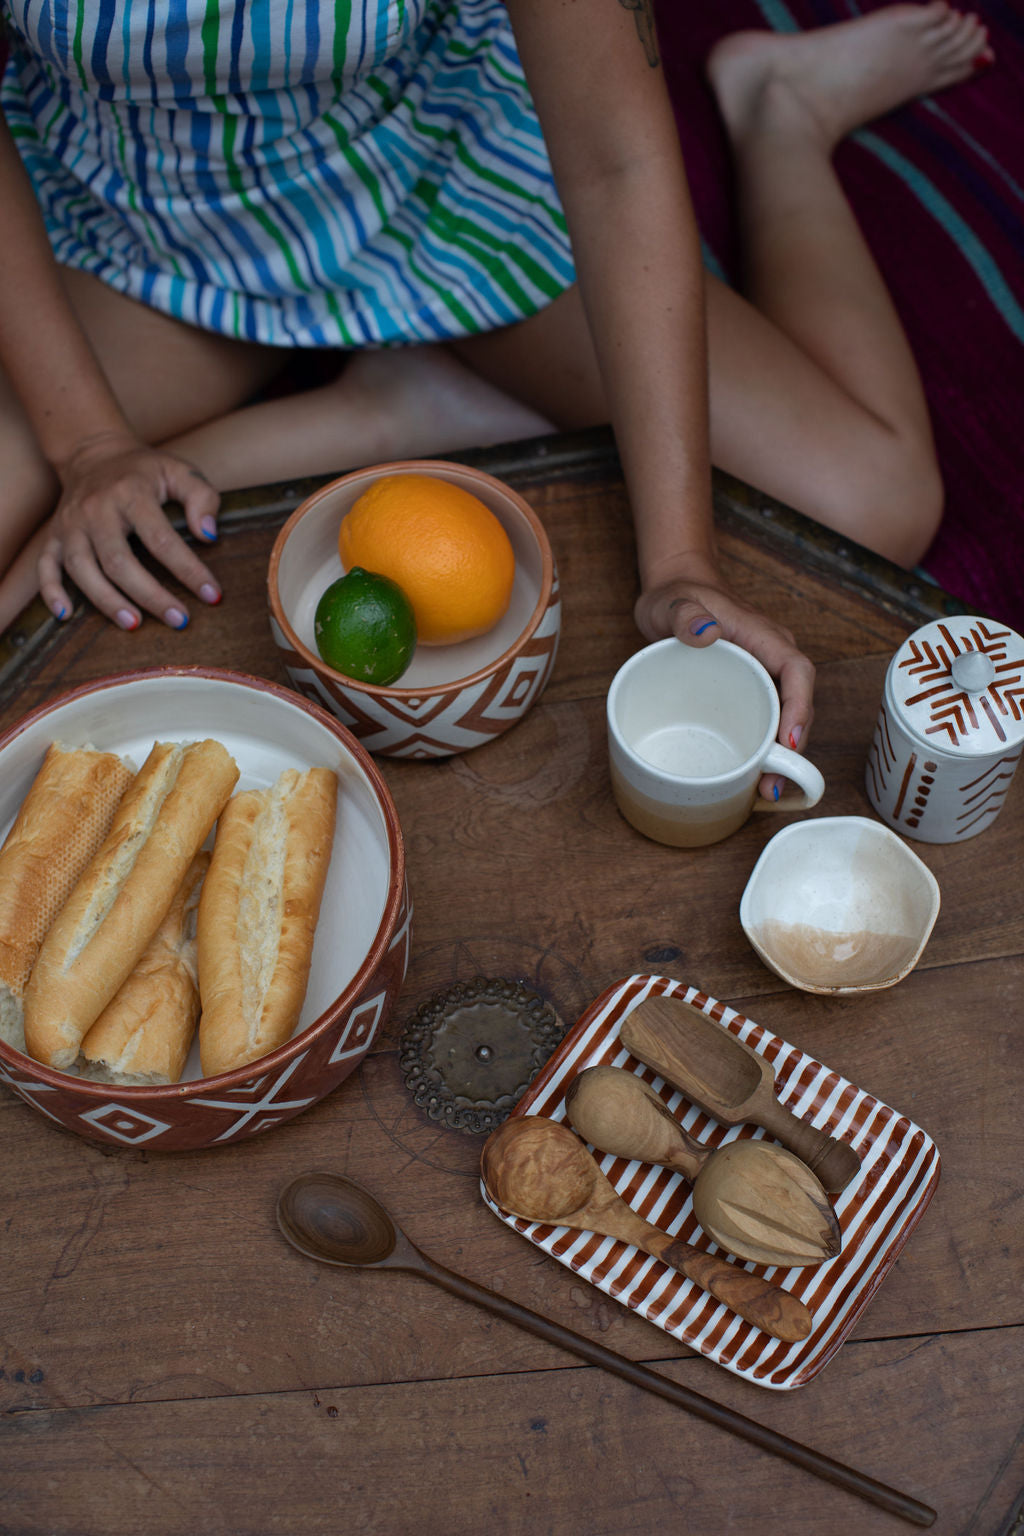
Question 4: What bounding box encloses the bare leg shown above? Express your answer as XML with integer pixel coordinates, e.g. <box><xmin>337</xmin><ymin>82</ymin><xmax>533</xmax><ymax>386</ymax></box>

<box><xmin>704</xmin><ymin>2</ymin><xmax>991</xmax><ymax>564</ymax></box>
<box><xmin>167</xmin><ymin>345</ymin><xmax>553</xmax><ymax>489</ymax></box>
<box><xmin>456</xmin><ymin>5</ymin><xmax>992</xmax><ymax>569</ymax></box>
<box><xmin>0</xmin><ymin>269</ymin><xmax>284</xmax><ymax>630</ymax></box>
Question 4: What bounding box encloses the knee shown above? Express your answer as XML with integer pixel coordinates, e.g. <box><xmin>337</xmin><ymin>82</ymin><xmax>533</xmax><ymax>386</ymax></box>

<box><xmin>835</xmin><ymin>439</ymin><xmax>944</xmax><ymax>570</ymax></box>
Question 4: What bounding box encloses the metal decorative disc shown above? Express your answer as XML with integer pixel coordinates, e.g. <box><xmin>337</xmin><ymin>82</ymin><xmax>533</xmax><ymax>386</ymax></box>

<box><xmin>399</xmin><ymin>976</ymin><xmax>566</xmax><ymax>1134</ymax></box>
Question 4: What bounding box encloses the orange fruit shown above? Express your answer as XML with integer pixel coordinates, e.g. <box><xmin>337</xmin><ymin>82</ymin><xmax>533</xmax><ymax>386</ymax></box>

<box><xmin>338</xmin><ymin>474</ymin><xmax>515</xmax><ymax>645</ymax></box>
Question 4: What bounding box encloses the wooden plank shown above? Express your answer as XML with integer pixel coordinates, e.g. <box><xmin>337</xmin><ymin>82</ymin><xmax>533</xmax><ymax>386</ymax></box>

<box><xmin>2</xmin><ymin>944</ymin><xmax>1019</xmax><ymax>1418</ymax></box>
<box><xmin>0</xmin><ymin>440</ymin><xmax>1018</xmax><ymax>1536</ymax></box>
<box><xmin>1</xmin><ymin>1328</ymin><xmax>1020</xmax><ymax>1535</ymax></box>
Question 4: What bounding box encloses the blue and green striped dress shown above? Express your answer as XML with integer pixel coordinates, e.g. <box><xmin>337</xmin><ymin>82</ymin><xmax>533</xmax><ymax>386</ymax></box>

<box><xmin>0</xmin><ymin>0</ymin><xmax>575</xmax><ymax>346</ymax></box>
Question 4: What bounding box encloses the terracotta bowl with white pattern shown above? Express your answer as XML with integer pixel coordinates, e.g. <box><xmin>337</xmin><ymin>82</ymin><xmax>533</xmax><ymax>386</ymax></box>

<box><xmin>0</xmin><ymin>668</ymin><xmax>410</xmax><ymax>1151</ymax></box>
<box><xmin>267</xmin><ymin>460</ymin><xmax>561</xmax><ymax>758</ymax></box>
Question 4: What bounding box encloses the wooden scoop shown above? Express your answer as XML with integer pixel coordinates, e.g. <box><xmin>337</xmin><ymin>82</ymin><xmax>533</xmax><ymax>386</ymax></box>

<box><xmin>481</xmin><ymin>1116</ymin><xmax>813</xmax><ymax>1343</ymax></box>
<box><xmin>619</xmin><ymin>995</ymin><xmax>862</xmax><ymax>1194</ymax></box>
<box><xmin>566</xmin><ymin>1065</ymin><xmax>841</xmax><ymax>1267</ymax></box>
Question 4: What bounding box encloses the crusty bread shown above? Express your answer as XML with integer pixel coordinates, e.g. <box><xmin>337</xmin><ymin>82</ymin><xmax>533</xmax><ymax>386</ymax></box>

<box><xmin>79</xmin><ymin>851</ymin><xmax>209</xmax><ymax>1086</ymax></box>
<box><xmin>197</xmin><ymin>767</ymin><xmax>337</xmax><ymax>1076</ymax></box>
<box><xmin>23</xmin><ymin>739</ymin><xmax>239</xmax><ymax>1070</ymax></box>
<box><xmin>0</xmin><ymin>743</ymin><xmax>134</xmax><ymax>1052</ymax></box>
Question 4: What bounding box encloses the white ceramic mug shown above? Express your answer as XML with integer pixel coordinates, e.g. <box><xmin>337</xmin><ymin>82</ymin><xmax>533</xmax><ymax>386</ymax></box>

<box><xmin>607</xmin><ymin>638</ymin><xmax>825</xmax><ymax>848</ymax></box>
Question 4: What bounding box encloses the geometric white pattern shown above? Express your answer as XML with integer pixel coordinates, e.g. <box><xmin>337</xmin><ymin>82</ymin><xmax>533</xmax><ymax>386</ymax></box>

<box><xmin>272</xmin><ymin>575</ymin><xmax>561</xmax><ymax>759</ymax></box>
<box><xmin>192</xmin><ymin>1053</ymin><xmax>316</xmax><ymax>1141</ymax></box>
<box><xmin>329</xmin><ymin>992</ymin><xmax>387</xmax><ymax>1064</ymax></box>
<box><xmin>78</xmin><ymin>1101</ymin><xmax>174</xmax><ymax>1143</ymax></box>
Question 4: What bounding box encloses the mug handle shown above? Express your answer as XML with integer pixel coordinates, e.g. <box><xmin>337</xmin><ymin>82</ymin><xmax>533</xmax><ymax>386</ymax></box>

<box><xmin>753</xmin><ymin>743</ymin><xmax>825</xmax><ymax>812</ymax></box>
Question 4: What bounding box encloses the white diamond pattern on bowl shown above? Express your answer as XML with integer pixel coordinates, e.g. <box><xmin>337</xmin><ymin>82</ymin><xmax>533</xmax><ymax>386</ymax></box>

<box><xmin>273</xmin><ymin>585</ymin><xmax>561</xmax><ymax>759</ymax></box>
<box><xmin>481</xmin><ymin>974</ymin><xmax>941</xmax><ymax>1391</ymax></box>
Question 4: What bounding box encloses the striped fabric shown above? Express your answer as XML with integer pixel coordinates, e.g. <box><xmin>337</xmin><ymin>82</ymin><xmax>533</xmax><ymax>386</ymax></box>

<box><xmin>655</xmin><ymin>0</ymin><xmax>1024</xmax><ymax>628</ymax></box>
<box><xmin>0</xmin><ymin>0</ymin><xmax>574</xmax><ymax>347</ymax></box>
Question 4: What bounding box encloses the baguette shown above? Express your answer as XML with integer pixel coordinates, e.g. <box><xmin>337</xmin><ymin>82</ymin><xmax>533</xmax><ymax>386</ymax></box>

<box><xmin>197</xmin><ymin>767</ymin><xmax>337</xmax><ymax>1076</ymax></box>
<box><xmin>0</xmin><ymin>743</ymin><xmax>134</xmax><ymax>1052</ymax></box>
<box><xmin>79</xmin><ymin>852</ymin><xmax>209</xmax><ymax>1085</ymax></box>
<box><xmin>24</xmin><ymin>739</ymin><xmax>239</xmax><ymax>1070</ymax></box>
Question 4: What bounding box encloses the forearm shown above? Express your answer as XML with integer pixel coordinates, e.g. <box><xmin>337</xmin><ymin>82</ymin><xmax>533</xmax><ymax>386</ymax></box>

<box><xmin>507</xmin><ymin>0</ymin><xmax>717</xmax><ymax>591</ymax></box>
<box><xmin>562</xmin><ymin>150</ymin><xmax>717</xmax><ymax>591</ymax></box>
<box><xmin>0</xmin><ymin>113</ymin><xmax>133</xmax><ymax>471</ymax></box>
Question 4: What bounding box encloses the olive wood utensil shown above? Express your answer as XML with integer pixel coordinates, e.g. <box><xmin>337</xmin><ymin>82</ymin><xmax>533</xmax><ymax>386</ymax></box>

<box><xmin>276</xmin><ymin>1169</ymin><xmax>935</xmax><ymax>1528</ymax></box>
<box><xmin>619</xmin><ymin>995</ymin><xmax>862</xmax><ymax>1193</ymax></box>
<box><xmin>481</xmin><ymin>1115</ymin><xmax>811</xmax><ymax>1343</ymax></box>
<box><xmin>565</xmin><ymin>1065</ymin><xmax>841</xmax><ymax>1267</ymax></box>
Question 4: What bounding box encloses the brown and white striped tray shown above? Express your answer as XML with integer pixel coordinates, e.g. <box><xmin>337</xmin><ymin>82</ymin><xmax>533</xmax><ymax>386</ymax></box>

<box><xmin>480</xmin><ymin>974</ymin><xmax>941</xmax><ymax>1391</ymax></box>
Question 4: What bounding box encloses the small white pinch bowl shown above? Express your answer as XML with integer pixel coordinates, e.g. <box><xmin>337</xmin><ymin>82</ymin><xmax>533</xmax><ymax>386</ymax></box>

<box><xmin>0</xmin><ymin>668</ymin><xmax>411</xmax><ymax>1150</ymax></box>
<box><xmin>739</xmin><ymin>816</ymin><xmax>940</xmax><ymax>994</ymax></box>
<box><xmin>268</xmin><ymin>459</ymin><xmax>562</xmax><ymax>759</ymax></box>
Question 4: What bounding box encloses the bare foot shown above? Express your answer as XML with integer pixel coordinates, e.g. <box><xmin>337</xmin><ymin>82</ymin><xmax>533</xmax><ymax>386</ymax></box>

<box><xmin>708</xmin><ymin>3</ymin><xmax>994</xmax><ymax>150</ymax></box>
<box><xmin>337</xmin><ymin>345</ymin><xmax>555</xmax><ymax>458</ymax></box>
<box><xmin>174</xmin><ymin>343</ymin><xmax>555</xmax><ymax>491</ymax></box>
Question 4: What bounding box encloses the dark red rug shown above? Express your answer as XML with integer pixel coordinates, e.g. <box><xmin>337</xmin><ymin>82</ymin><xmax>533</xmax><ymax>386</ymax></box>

<box><xmin>655</xmin><ymin>0</ymin><xmax>1024</xmax><ymax>627</ymax></box>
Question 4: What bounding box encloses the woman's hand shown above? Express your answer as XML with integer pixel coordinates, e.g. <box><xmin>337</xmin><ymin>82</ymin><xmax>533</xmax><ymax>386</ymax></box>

<box><xmin>40</xmin><ymin>431</ymin><xmax>223</xmax><ymax>630</ymax></box>
<box><xmin>634</xmin><ymin>551</ymin><xmax>816</xmax><ymax>801</ymax></box>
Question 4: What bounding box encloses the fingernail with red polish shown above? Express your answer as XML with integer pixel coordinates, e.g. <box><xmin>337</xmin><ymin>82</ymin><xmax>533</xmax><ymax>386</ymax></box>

<box><xmin>199</xmin><ymin>583</ymin><xmax>222</xmax><ymax>605</ymax></box>
<box><xmin>789</xmin><ymin>725</ymin><xmax>803</xmax><ymax>750</ymax></box>
<box><xmin>116</xmin><ymin>609</ymin><xmax>140</xmax><ymax>631</ymax></box>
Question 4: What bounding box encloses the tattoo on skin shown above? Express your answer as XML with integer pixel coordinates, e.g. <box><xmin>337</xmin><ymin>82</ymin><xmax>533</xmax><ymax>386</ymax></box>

<box><xmin>618</xmin><ymin>0</ymin><xmax>659</xmax><ymax>67</ymax></box>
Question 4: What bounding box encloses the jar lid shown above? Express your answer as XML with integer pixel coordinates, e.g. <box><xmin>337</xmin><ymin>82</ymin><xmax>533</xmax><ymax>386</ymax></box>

<box><xmin>888</xmin><ymin>617</ymin><xmax>1024</xmax><ymax>754</ymax></box>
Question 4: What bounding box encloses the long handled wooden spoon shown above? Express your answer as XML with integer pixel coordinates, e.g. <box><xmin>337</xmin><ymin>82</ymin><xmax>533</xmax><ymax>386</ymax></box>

<box><xmin>565</xmin><ymin>1065</ymin><xmax>841</xmax><ymax>1267</ymax></box>
<box><xmin>619</xmin><ymin>994</ymin><xmax>862</xmax><ymax>1193</ymax></box>
<box><xmin>480</xmin><ymin>1115</ymin><xmax>811</xmax><ymax>1343</ymax></box>
<box><xmin>276</xmin><ymin>1169</ymin><xmax>935</xmax><ymax>1528</ymax></box>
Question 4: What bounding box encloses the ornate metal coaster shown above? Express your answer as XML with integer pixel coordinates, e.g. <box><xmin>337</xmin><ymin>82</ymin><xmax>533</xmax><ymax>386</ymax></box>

<box><xmin>399</xmin><ymin>976</ymin><xmax>566</xmax><ymax>1134</ymax></box>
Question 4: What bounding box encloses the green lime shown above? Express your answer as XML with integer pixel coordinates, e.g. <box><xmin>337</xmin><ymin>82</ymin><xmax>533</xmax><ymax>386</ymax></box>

<box><xmin>314</xmin><ymin>567</ymin><xmax>417</xmax><ymax>685</ymax></box>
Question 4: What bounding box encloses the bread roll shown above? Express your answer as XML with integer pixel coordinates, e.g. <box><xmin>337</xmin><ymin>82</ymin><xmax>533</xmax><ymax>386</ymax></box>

<box><xmin>0</xmin><ymin>743</ymin><xmax>133</xmax><ymax>1052</ymax></box>
<box><xmin>79</xmin><ymin>852</ymin><xmax>209</xmax><ymax>1085</ymax></box>
<box><xmin>24</xmin><ymin>738</ymin><xmax>239</xmax><ymax>1070</ymax></box>
<box><xmin>198</xmin><ymin>767</ymin><xmax>337</xmax><ymax>1076</ymax></box>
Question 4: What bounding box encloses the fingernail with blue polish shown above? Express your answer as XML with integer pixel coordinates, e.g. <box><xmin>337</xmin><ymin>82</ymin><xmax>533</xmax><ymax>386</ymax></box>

<box><xmin>692</xmin><ymin>618</ymin><xmax>719</xmax><ymax>637</ymax></box>
<box><xmin>773</xmin><ymin>783</ymin><xmax>780</xmax><ymax>801</ymax></box>
<box><xmin>166</xmin><ymin>607</ymin><xmax>189</xmax><ymax>630</ymax></box>
<box><xmin>199</xmin><ymin>516</ymin><xmax>218</xmax><ymax>543</ymax></box>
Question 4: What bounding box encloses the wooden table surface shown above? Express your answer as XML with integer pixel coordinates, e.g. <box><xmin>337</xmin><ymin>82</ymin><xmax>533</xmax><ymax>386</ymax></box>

<box><xmin>1</xmin><ymin>434</ymin><xmax>1021</xmax><ymax>1536</ymax></box>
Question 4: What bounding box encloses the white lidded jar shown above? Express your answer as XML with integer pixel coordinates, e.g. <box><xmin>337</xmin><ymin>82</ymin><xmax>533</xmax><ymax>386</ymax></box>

<box><xmin>866</xmin><ymin>615</ymin><xmax>1024</xmax><ymax>843</ymax></box>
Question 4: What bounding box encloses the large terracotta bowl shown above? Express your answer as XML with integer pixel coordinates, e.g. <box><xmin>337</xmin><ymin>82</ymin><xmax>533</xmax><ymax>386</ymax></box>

<box><xmin>267</xmin><ymin>460</ymin><xmax>561</xmax><ymax>758</ymax></box>
<box><xmin>0</xmin><ymin>668</ymin><xmax>410</xmax><ymax>1151</ymax></box>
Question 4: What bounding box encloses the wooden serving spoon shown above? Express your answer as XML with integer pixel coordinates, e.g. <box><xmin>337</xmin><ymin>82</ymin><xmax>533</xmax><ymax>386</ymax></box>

<box><xmin>275</xmin><ymin>1170</ymin><xmax>935</xmax><ymax>1528</ymax></box>
<box><xmin>619</xmin><ymin>995</ymin><xmax>862</xmax><ymax>1194</ymax></box>
<box><xmin>565</xmin><ymin>1065</ymin><xmax>841</xmax><ymax>1267</ymax></box>
<box><xmin>480</xmin><ymin>1116</ymin><xmax>812</xmax><ymax>1343</ymax></box>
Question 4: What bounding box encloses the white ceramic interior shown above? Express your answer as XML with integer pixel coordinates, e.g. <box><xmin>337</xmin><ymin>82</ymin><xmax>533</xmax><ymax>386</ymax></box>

<box><xmin>739</xmin><ymin>816</ymin><xmax>940</xmax><ymax>994</ymax></box>
<box><xmin>272</xmin><ymin>460</ymin><xmax>548</xmax><ymax>690</ymax></box>
<box><xmin>609</xmin><ymin>637</ymin><xmax>777</xmax><ymax>775</ymax></box>
<box><xmin>0</xmin><ymin>669</ymin><xmax>396</xmax><ymax>1081</ymax></box>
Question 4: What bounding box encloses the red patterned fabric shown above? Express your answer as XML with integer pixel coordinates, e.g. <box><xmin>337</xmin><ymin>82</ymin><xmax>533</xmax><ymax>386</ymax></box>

<box><xmin>656</xmin><ymin>0</ymin><xmax>1024</xmax><ymax>626</ymax></box>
